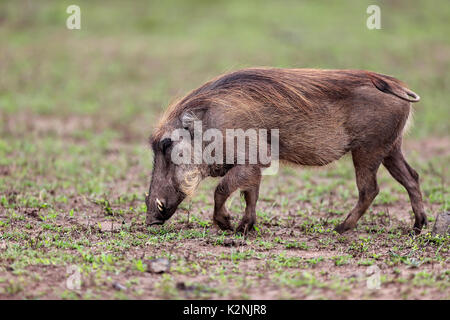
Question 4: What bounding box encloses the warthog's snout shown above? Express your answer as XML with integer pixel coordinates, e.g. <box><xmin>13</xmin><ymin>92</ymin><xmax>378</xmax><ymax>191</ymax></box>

<box><xmin>145</xmin><ymin>188</ymin><xmax>184</xmax><ymax>226</ymax></box>
<box><xmin>145</xmin><ymin>196</ymin><xmax>166</xmax><ymax>226</ymax></box>
<box><xmin>146</xmin><ymin>217</ymin><xmax>165</xmax><ymax>226</ymax></box>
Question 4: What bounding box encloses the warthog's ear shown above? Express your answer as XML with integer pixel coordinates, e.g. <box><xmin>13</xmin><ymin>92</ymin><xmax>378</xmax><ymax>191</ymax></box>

<box><xmin>180</xmin><ymin>108</ymin><xmax>207</xmax><ymax>134</ymax></box>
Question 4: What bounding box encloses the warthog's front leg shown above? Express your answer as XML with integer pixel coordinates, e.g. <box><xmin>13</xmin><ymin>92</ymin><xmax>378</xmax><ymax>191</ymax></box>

<box><xmin>213</xmin><ymin>165</ymin><xmax>261</xmax><ymax>232</ymax></box>
<box><xmin>236</xmin><ymin>173</ymin><xmax>261</xmax><ymax>234</ymax></box>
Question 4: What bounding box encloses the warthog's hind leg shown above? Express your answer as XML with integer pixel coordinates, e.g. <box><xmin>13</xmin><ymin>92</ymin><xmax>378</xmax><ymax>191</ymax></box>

<box><xmin>382</xmin><ymin>140</ymin><xmax>427</xmax><ymax>234</ymax></box>
<box><xmin>335</xmin><ymin>147</ymin><xmax>383</xmax><ymax>234</ymax></box>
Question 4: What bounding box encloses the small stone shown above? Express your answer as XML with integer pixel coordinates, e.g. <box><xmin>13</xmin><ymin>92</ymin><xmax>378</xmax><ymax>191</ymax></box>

<box><xmin>432</xmin><ymin>212</ymin><xmax>450</xmax><ymax>236</ymax></box>
<box><xmin>148</xmin><ymin>258</ymin><xmax>170</xmax><ymax>274</ymax></box>
<box><xmin>112</xmin><ymin>282</ymin><xmax>126</xmax><ymax>291</ymax></box>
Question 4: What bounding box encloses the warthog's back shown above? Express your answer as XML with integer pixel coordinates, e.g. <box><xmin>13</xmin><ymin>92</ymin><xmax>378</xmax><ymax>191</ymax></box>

<box><xmin>196</xmin><ymin>68</ymin><xmax>411</xmax><ymax>166</ymax></box>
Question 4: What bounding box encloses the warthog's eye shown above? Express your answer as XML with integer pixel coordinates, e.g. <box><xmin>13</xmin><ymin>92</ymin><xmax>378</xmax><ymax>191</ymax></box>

<box><xmin>160</xmin><ymin>138</ymin><xmax>172</xmax><ymax>154</ymax></box>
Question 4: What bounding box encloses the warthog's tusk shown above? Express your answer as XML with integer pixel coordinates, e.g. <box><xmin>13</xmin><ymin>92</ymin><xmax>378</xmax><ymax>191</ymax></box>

<box><xmin>156</xmin><ymin>198</ymin><xmax>164</xmax><ymax>212</ymax></box>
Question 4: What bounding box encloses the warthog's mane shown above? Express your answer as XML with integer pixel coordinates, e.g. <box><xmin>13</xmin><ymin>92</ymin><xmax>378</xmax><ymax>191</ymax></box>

<box><xmin>150</xmin><ymin>67</ymin><xmax>406</xmax><ymax>144</ymax></box>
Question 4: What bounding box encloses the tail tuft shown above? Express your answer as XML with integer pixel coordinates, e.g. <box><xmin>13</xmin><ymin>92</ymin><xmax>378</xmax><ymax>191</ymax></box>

<box><xmin>403</xmin><ymin>88</ymin><xmax>420</xmax><ymax>102</ymax></box>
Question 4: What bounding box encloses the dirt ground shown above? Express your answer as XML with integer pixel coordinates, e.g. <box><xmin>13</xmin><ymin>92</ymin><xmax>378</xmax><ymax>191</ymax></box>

<box><xmin>0</xmin><ymin>112</ymin><xmax>448</xmax><ymax>299</ymax></box>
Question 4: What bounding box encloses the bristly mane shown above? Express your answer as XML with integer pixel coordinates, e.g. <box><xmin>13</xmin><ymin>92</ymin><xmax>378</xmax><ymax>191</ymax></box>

<box><xmin>150</xmin><ymin>67</ymin><xmax>404</xmax><ymax>143</ymax></box>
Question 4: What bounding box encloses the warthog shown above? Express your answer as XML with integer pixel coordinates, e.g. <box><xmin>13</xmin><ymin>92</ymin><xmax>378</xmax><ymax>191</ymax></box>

<box><xmin>145</xmin><ymin>68</ymin><xmax>427</xmax><ymax>235</ymax></box>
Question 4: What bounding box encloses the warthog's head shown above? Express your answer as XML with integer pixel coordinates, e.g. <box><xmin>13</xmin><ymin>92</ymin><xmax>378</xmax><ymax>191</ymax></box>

<box><xmin>146</xmin><ymin>111</ymin><xmax>206</xmax><ymax>226</ymax></box>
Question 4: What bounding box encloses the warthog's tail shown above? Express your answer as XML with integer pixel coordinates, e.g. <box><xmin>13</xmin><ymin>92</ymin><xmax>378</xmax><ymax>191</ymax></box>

<box><xmin>366</xmin><ymin>71</ymin><xmax>421</xmax><ymax>103</ymax></box>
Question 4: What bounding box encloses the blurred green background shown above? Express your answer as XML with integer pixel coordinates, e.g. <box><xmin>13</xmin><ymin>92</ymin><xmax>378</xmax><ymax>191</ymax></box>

<box><xmin>1</xmin><ymin>0</ymin><xmax>449</xmax><ymax>138</ymax></box>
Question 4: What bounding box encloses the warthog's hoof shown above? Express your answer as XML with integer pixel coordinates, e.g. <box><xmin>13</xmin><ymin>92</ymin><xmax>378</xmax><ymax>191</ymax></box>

<box><xmin>432</xmin><ymin>212</ymin><xmax>450</xmax><ymax>236</ymax></box>
<box><xmin>213</xmin><ymin>213</ymin><xmax>233</xmax><ymax>231</ymax></box>
<box><xmin>236</xmin><ymin>221</ymin><xmax>255</xmax><ymax>235</ymax></box>
<box><xmin>334</xmin><ymin>222</ymin><xmax>354</xmax><ymax>234</ymax></box>
<box><xmin>412</xmin><ymin>216</ymin><xmax>428</xmax><ymax>235</ymax></box>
